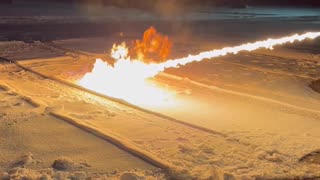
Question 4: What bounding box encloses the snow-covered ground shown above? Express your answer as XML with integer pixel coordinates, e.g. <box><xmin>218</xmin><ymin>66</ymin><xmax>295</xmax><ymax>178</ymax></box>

<box><xmin>1</xmin><ymin>51</ymin><xmax>319</xmax><ymax>179</ymax></box>
<box><xmin>1</xmin><ymin>3</ymin><xmax>320</xmax><ymax>179</ymax></box>
<box><xmin>0</xmin><ymin>61</ymin><xmax>166</xmax><ymax>179</ymax></box>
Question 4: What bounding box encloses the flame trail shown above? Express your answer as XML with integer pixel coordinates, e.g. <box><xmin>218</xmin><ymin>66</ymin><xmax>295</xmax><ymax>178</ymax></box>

<box><xmin>79</xmin><ymin>31</ymin><xmax>320</xmax><ymax>106</ymax></box>
<box><xmin>158</xmin><ymin>32</ymin><xmax>320</xmax><ymax>70</ymax></box>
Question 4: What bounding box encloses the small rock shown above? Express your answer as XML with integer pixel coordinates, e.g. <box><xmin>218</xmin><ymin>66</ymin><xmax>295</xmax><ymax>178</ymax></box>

<box><xmin>13</xmin><ymin>152</ymin><xmax>34</xmax><ymax>167</ymax></box>
<box><xmin>40</xmin><ymin>174</ymin><xmax>52</xmax><ymax>180</ymax></box>
<box><xmin>52</xmin><ymin>157</ymin><xmax>76</xmax><ymax>171</ymax></box>
<box><xmin>310</xmin><ymin>79</ymin><xmax>320</xmax><ymax>93</ymax></box>
<box><xmin>120</xmin><ymin>172</ymin><xmax>141</xmax><ymax>180</ymax></box>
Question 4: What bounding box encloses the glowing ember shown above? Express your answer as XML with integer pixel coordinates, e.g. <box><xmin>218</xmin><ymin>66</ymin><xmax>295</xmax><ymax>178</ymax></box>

<box><xmin>78</xmin><ymin>28</ymin><xmax>320</xmax><ymax>106</ymax></box>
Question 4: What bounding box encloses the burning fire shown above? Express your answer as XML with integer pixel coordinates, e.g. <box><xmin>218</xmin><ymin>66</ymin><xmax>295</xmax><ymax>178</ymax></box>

<box><xmin>160</xmin><ymin>32</ymin><xmax>320</xmax><ymax>69</ymax></box>
<box><xmin>78</xmin><ymin>27</ymin><xmax>320</xmax><ymax>106</ymax></box>
<box><xmin>130</xmin><ymin>26</ymin><xmax>171</xmax><ymax>63</ymax></box>
<box><xmin>79</xmin><ymin>40</ymin><xmax>175</xmax><ymax>107</ymax></box>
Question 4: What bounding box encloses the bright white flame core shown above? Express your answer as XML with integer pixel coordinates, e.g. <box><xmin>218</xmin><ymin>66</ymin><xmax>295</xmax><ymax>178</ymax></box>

<box><xmin>79</xmin><ymin>47</ymin><xmax>175</xmax><ymax>107</ymax></box>
<box><xmin>79</xmin><ymin>32</ymin><xmax>320</xmax><ymax>106</ymax></box>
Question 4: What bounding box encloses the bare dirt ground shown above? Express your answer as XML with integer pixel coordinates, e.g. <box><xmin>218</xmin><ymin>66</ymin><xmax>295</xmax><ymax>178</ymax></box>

<box><xmin>1</xmin><ymin>2</ymin><xmax>320</xmax><ymax>180</ymax></box>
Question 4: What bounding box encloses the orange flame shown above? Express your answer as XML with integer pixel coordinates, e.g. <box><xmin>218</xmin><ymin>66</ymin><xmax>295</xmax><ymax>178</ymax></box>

<box><xmin>78</xmin><ymin>30</ymin><xmax>320</xmax><ymax>107</ymax></box>
<box><xmin>160</xmin><ymin>32</ymin><xmax>320</xmax><ymax>69</ymax></box>
<box><xmin>78</xmin><ymin>40</ymin><xmax>175</xmax><ymax>107</ymax></box>
<box><xmin>130</xmin><ymin>26</ymin><xmax>172</xmax><ymax>63</ymax></box>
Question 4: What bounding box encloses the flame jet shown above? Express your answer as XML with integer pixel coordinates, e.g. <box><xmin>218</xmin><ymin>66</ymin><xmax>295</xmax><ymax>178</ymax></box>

<box><xmin>79</xmin><ymin>31</ymin><xmax>320</xmax><ymax>106</ymax></box>
<box><xmin>159</xmin><ymin>32</ymin><xmax>320</xmax><ymax>70</ymax></box>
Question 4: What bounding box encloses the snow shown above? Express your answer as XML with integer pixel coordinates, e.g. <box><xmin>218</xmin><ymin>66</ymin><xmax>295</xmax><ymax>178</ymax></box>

<box><xmin>1</xmin><ymin>4</ymin><xmax>320</xmax><ymax>179</ymax></box>
<box><xmin>1</xmin><ymin>60</ymin><xmax>320</xmax><ymax>179</ymax></box>
<box><xmin>0</xmin><ymin>78</ymin><xmax>164</xmax><ymax>179</ymax></box>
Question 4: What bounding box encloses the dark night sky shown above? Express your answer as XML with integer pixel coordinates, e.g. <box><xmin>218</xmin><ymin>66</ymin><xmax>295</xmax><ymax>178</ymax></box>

<box><xmin>1</xmin><ymin>0</ymin><xmax>320</xmax><ymax>7</ymax></box>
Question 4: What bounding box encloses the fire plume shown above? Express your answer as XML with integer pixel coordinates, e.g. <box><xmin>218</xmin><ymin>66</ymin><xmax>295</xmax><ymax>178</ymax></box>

<box><xmin>78</xmin><ymin>39</ymin><xmax>174</xmax><ymax>107</ymax></box>
<box><xmin>131</xmin><ymin>26</ymin><xmax>172</xmax><ymax>63</ymax></box>
<box><xmin>78</xmin><ymin>29</ymin><xmax>320</xmax><ymax>106</ymax></box>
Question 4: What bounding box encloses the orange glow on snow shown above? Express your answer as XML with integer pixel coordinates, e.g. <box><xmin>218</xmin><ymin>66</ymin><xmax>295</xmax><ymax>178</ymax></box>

<box><xmin>78</xmin><ymin>28</ymin><xmax>320</xmax><ymax>107</ymax></box>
